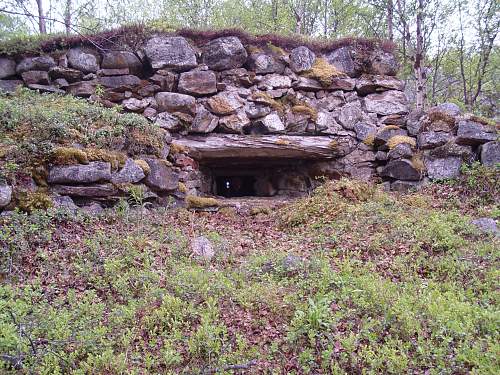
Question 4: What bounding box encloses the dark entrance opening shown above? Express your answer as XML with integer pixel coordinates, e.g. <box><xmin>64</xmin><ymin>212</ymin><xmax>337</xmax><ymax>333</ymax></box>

<box><xmin>216</xmin><ymin>175</ymin><xmax>256</xmax><ymax>197</ymax></box>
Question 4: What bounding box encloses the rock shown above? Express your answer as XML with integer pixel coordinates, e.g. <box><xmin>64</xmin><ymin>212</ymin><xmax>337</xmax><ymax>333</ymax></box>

<box><xmin>316</xmin><ymin>111</ymin><xmax>343</xmax><ymax>135</ymax></box>
<box><xmin>122</xmin><ymin>98</ymin><xmax>150</xmax><ymax>112</ymax></box>
<box><xmin>293</xmin><ymin>77</ymin><xmax>323</xmax><ymax>91</ymax></box>
<box><xmin>111</xmin><ymin>159</ymin><xmax>145</xmax><ymax>184</ymax></box>
<box><xmin>66</xmin><ymin>81</ymin><xmax>96</xmax><ymax>97</ymax></box>
<box><xmin>329</xmin><ymin>77</ymin><xmax>356</xmax><ymax>91</ymax></box>
<box><xmin>150</xmin><ymin>71</ymin><xmax>176</xmax><ymax>91</ymax></box>
<box><xmin>143</xmin><ymin>107</ymin><xmax>158</xmax><ymax>120</ymax></box>
<box><xmin>81</xmin><ymin>202</ymin><xmax>104</xmax><ymax>214</ymax></box>
<box><xmin>206</xmin><ymin>91</ymin><xmax>244</xmax><ymax>115</ymax></box>
<box><xmin>364</xmin><ymin>90</ymin><xmax>408</xmax><ymax>115</ymax></box>
<box><xmin>373</xmin><ymin>126</ymin><xmax>407</xmax><ymax>148</ymax></box>
<box><xmin>155</xmin><ymin>92</ymin><xmax>196</xmax><ymax>115</ymax></box>
<box><xmin>191</xmin><ymin>236</ymin><xmax>215</xmax><ymax>260</ymax></box>
<box><xmin>428</xmin><ymin>102</ymin><xmax>461</xmax><ymax>123</ymax></box>
<box><xmin>248</xmin><ymin>52</ymin><xmax>285</xmax><ymax>74</ymax></box>
<box><xmin>144</xmin><ymin>36</ymin><xmax>197</xmax><ymax>71</ymax></box>
<box><xmin>355</xmin><ymin>74</ymin><xmax>404</xmax><ymax>95</ymax></box>
<box><xmin>0</xmin><ymin>184</ymin><xmax>12</xmax><ymax>208</ymax></box>
<box><xmin>369</xmin><ymin>51</ymin><xmax>398</xmax><ymax>76</ymax></box>
<box><xmin>67</xmin><ymin>47</ymin><xmax>100</xmax><ymax>73</ymax></box>
<box><xmin>48</xmin><ymin>162</ymin><xmax>112</xmax><ymax>184</ymax></box>
<box><xmin>202</xmin><ymin>36</ymin><xmax>247</xmax><ymax>71</ymax></box>
<box><xmin>429</xmin><ymin>142</ymin><xmax>474</xmax><ymax>163</ymax></box>
<box><xmin>52</xmin><ymin>183</ymin><xmax>117</xmax><ymax>197</ymax></box>
<box><xmin>354</xmin><ymin>122</ymin><xmax>377</xmax><ymax>141</ymax></box>
<box><xmin>48</xmin><ymin>66</ymin><xmax>83</xmax><ymax>82</ymax></box>
<box><xmin>391</xmin><ymin>180</ymin><xmax>421</xmax><ymax>192</ymax></box>
<box><xmin>254</xmin><ymin>112</ymin><xmax>285</xmax><ymax>133</ymax></box>
<box><xmin>144</xmin><ymin>159</ymin><xmax>179</xmax><ymax>191</ymax></box>
<box><xmin>218</xmin><ymin>109</ymin><xmax>251</xmax><ymax>133</ymax></box>
<box><xmin>21</xmin><ymin>71</ymin><xmax>50</xmax><ymax>85</ymax></box>
<box><xmin>456</xmin><ymin>120</ymin><xmax>497</xmax><ymax>146</ymax></box>
<box><xmin>289</xmin><ymin>46</ymin><xmax>316</xmax><ymax>73</ymax></box>
<box><xmin>244</xmin><ymin>102</ymin><xmax>271</xmax><ymax>119</ymax></box>
<box><xmin>27</xmin><ymin>84</ymin><xmax>64</xmax><ymax>94</ymax></box>
<box><xmin>381</xmin><ymin>159</ymin><xmax>422</xmax><ymax>181</ymax></box>
<box><xmin>98</xmin><ymin>75</ymin><xmax>141</xmax><ymax>91</ymax></box>
<box><xmin>99</xmin><ymin>68</ymin><xmax>130</xmax><ymax>76</ymax></box>
<box><xmin>0</xmin><ymin>80</ymin><xmax>23</xmax><ymax>93</ymax></box>
<box><xmin>387</xmin><ymin>143</ymin><xmax>413</xmax><ymax>160</ymax></box>
<box><xmin>155</xmin><ymin>111</ymin><xmax>182</xmax><ymax>131</ymax></box>
<box><xmin>480</xmin><ymin>141</ymin><xmax>500</xmax><ymax>167</ymax></box>
<box><xmin>425</xmin><ymin>156</ymin><xmax>462</xmax><ymax>180</ymax></box>
<box><xmin>406</xmin><ymin>109</ymin><xmax>425</xmax><ymax>136</ymax></box>
<box><xmin>191</xmin><ymin>106</ymin><xmax>219</xmax><ymax>133</ymax></box>
<box><xmin>259</xmin><ymin>74</ymin><xmax>292</xmax><ymax>89</ymax></box>
<box><xmin>178</xmin><ymin>70</ymin><xmax>217</xmax><ymax>96</ymax></box>
<box><xmin>343</xmin><ymin>148</ymin><xmax>376</xmax><ymax>164</ymax></box>
<box><xmin>16</xmin><ymin>56</ymin><xmax>56</xmax><ymax>73</ymax></box>
<box><xmin>337</xmin><ymin>102</ymin><xmax>363</xmax><ymax>130</ymax></box>
<box><xmin>0</xmin><ymin>58</ymin><xmax>16</xmax><ymax>79</ymax></box>
<box><xmin>325</xmin><ymin>47</ymin><xmax>357</xmax><ymax>77</ymax></box>
<box><xmin>471</xmin><ymin>218</ymin><xmax>498</xmax><ymax>236</ymax></box>
<box><xmin>101</xmin><ymin>51</ymin><xmax>142</xmax><ymax>74</ymax></box>
<box><xmin>52</xmin><ymin>195</ymin><xmax>79</xmax><ymax>212</ymax></box>
<box><xmin>417</xmin><ymin>131</ymin><xmax>452</xmax><ymax>149</ymax></box>
<box><xmin>282</xmin><ymin>255</ymin><xmax>303</xmax><ymax>272</ymax></box>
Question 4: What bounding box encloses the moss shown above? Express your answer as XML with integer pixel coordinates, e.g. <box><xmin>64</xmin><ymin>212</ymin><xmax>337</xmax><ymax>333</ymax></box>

<box><xmin>380</xmin><ymin>125</ymin><xmax>401</xmax><ymax>131</ymax></box>
<box><xmin>250</xmin><ymin>206</ymin><xmax>272</xmax><ymax>215</ymax></box>
<box><xmin>134</xmin><ymin>159</ymin><xmax>151</xmax><ymax>175</ymax></box>
<box><xmin>302</xmin><ymin>58</ymin><xmax>344</xmax><ymax>87</ymax></box>
<box><xmin>17</xmin><ymin>190</ymin><xmax>53</xmax><ymax>213</ymax></box>
<box><xmin>169</xmin><ymin>142</ymin><xmax>188</xmax><ymax>155</ymax></box>
<box><xmin>31</xmin><ymin>165</ymin><xmax>48</xmax><ymax>187</ymax></box>
<box><xmin>291</xmin><ymin>105</ymin><xmax>318</xmax><ymax>122</ymax></box>
<box><xmin>387</xmin><ymin>136</ymin><xmax>416</xmax><ymax>150</ymax></box>
<box><xmin>411</xmin><ymin>153</ymin><xmax>426</xmax><ymax>173</ymax></box>
<box><xmin>127</xmin><ymin>128</ymin><xmax>165</xmax><ymax>157</ymax></box>
<box><xmin>178</xmin><ymin>182</ymin><xmax>187</xmax><ymax>193</ymax></box>
<box><xmin>329</xmin><ymin>140</ymin><xmax>339</xmax><ymax>149</ymax></box>
<box><xmin>185</xmin><ymin>195</ymin><xmax>220</xmax><ymax>209</ymax></box>
<box><xmin>275</xmin><ymin>139</ymin><xmax>291</xmax><ymax>145</ymax></box>
<box><xmin>363</xmin><ymin>134</ymin><xmax>375</xmax><ymax>146</ymax></box>
<box><xmin>266</xmin><ymin>42</ymin><xmax>286</xmax><ymax>56</ymax></box>
<box><xmin>247</xmin><ymin>45</ymin><xmax>263</xmax><ymax>54</ymax></box>
<box><xmin>85</xmin><ymin>148</ymin><xmax>127</xmax><ymax>170</ymax></box>
<box><xmin>464</xmin><ymin>113</ymin><xmax>497</xmax><ymax>127</ymax></box>
<box><xmin>251</xmin><ymin>92</ymin><xmax>285</xmax><ymax>114</ymax></box>
<box><xmin>51</xmin><ymin>147</ymin><xmax>89</xmax><ymax>165</ymax></box>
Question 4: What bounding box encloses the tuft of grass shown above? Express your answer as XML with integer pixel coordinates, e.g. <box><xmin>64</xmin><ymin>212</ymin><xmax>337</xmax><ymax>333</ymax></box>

<box><xmin>251</xmin><ymin>92</ymin><xmax>285</xmax><ymax>113</ymax></box>
<box><xmin>185</xmin><ymin>195</ymin><xmax>220</xmax><ymax>209</ymax></box>
<box><xmin>169</xmin><ymin>142</ymin><xmax>188</xmax><ymax>155</ymax></box>
<box><xmin>178</xmin><ymin>182</ymin><xmax>187</xmax><ymax>193</ymax></box>
<box><xmin>302</xmin><ymin>58</ymin><xmax>344</xmax><ymax>87</ymax></box>
<box><xmin>17</xmin><ymin>190</ymin><xmax>53</xmax><ymax>213</ymax></box>
<box><xmin>363</xmin><ymin>134</ymin><xmax>376</xmax><ymax>146</ymax></box>
<box><xmin>411</xmin><ymin>153</ymin><xmax>426</xmax><ymax>173</ymax></box>
<box><xmin>134</xmin><ymin>159</ymin><xmax>151</xmax><ymax>175</ymax></box>
<box><xmin>51</xmin><ymin>147</ymin><xmax>89</xmax><ymax>165</ymax></box>
<box><xmin>387</xmin><ymin>135</ymin><xmax>416</xmax><ymax>150</ymax></box>
<box><xmin>291</xmin><ymin>105</ymin><xmax>318</xmax><ymax>122</ymax></box>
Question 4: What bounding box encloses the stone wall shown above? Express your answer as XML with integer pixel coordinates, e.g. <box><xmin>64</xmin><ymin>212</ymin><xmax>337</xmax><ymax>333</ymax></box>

<box><xmin>0</xmin><ymin>32</ymin><xmax>498</xmax><ymax>211</ymax></box>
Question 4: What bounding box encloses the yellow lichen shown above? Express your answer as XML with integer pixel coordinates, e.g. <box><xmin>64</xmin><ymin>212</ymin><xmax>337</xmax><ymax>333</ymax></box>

<box><xmin>169</xmin><ymin>142</ymin><xmax>187</xmax><ymax>155</ymax></box>
<box><xmin>387</xmin><ymin>135</ymin><xmax>416</xmax><ymax>150</ymax></box>
<box><xmin>266</xmin><ymin>42</ymin><xmax>286</xmax><ymax>56</ymax></box>
<box><xmin>178</xmin><ymin>182</ymin><xmax>187</xmax><ymax>193</ymax></box>
<box><xmin>134</xmin><ymin>159</ymin><xmax>150</xmax><ymax>175</ymax></box>
<box><xmin>302</xmin><ymin>58</ymin><xmax>344</xmax><ymax>87</ymax></box>
<box><xmin>85</xmin><ymin>148</ymin><xmax>127</xmax><ymax>170</ymax></box>
<box><xmin>185</xmin><ymin>195</ymin><xmax>220</xmax><ymax>209</ymax></box>
<box><xmin>291</xmin><ymin>105</ymin><xmax>318</xmax><ymax>122</ymax></box>
<box><xmin>51</xmin><ymin>147</ymin><xmax>89</xmax><ymax>165</ymax></box>
<box><xmin>363</xmin><ymin>134</ymin><xmax>375</xmax><ymax>146</ymax></box>
<box><xmin>250</xmin><ymin>206</ymin><xmax>272</xmax><ymax>215</ymax></box>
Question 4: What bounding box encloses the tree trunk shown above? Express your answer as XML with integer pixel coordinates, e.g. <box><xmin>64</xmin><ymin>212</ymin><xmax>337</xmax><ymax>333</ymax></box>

<box><xmin>36</xmin><ymin>0</ymin><xmax>47</xmax><ymax>34</ymax></box>
<box><xmin>387</xmin><ymin>0</ymin><xmax>394</xmax><ymax>41</ymax></box>
<box><xmin>64</xmin><ymin>0</ymin><xmax>72</xmax><ymax>35</ymax></box>
<box><xmin>414</xmin><ymin>0</ymin><xmax>426</xmax><ymax>110</ymax></box>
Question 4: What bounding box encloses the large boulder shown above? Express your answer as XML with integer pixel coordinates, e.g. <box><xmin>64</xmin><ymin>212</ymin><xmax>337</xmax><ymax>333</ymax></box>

<box><xmin>144</xmin><ymin>36</ymin><xmax>197</xmax><ymax>71</ymax></box>
<box><xmin>289</xmin><ymin>46</ymin><xmax>316</xmax><ymax>73</ymax></box>
<box><xmin>417</xmin><ymin>131</ymin><xmax>452</xmax><ymax>149</ymax></box>
<box><xmin>49</xmin><ymin>66</ymin><xmax>84</xmax><ymax>82</ymax></box>
<box><xmin>67</xmin><ymin>48</ymin><xmax>100</xmax><ymax>73</ymax></box>
<box><xmin>364</xmin><ymin>90</ymin><xmax>408</xmax><ymax>115</ymax></box>
<box><xmin>101</xmin><ymin>51</ymin><xmax>143</xmax><ymax>74</ymax></box>
<box><xmin>325</xmin><ymin>47</ymin><xmax>357</xmax><ymax>77</ymax></box>
<box><xmin>247</xmin><ymin>52</ymin><xmax>285</xmax><ymax>74</ymax></box>
<box><xmin>155</xmin><ymin>92</ymin><xmax>196</xmax><ymax>115</ymax></box>
<box><xmin>21</xmin><ymin>71</ymin><xmax>50</xmax><ymax>85</ymax></box>
<box><xmin>456</xmin><ymin>120</ymin><xmax>497</xmax><ymax>146</ymax></box>
<box><xmin>0</xmin><ymin>58</ymin><xmax>16</xmax><ymax>79</ymax></box>
<box><xmin>190</xmin><ymin>106</ymin><xmax>219</xmax><ymax>133</ymax></box>
<box><xmin>178</xmin><ymin>70</ymin><xmax>217</xmax><ymax>96</ymax></box>
<box><xmin>206</xmin><ymin>91</ymin><xmax>245</xmax><ymax>115</ymax></box>
<box><xmin>0</xmin><ymin>184</ymin><xmax>12</xmax><ymax>208</ymax></box>
<box><xmin>202</xmin><ymin>37</ymin><xmax>248</xmax><ymax>71</ymax></box>
<box><xmin>480</xmin><ymin>141</ymin><xmax>500</xmax><ymax>167</ymax></box>
<box><xmin>98</xmin><ymin>75</ymin><xmax>141</xmax><ymax>91</ymax></box>
<box><xmin>337</xmin><ymin>102</ymin><xmax>363</xmax><ymax>130</ymax></box>
<box><xmin>425</xmin><ymin>156</ymin><xmax>462</xmax><ymax>180</ymax></box>
<box><xmin>143</xmin><ymin>159</ymin><xmax>179</xmax><ymax>191</ymax></box>
<box><xmin>111</xmin><ymin>159</ymin><xmax>145</xmax><ymax>184</ymax></box>
<box><xmin>218</xmin><ymin>109</ymin><xmax>251</xmax><ymax>133</ymax></box>
<box><xmin>16</xmin><ymin>56</ymin><xmax>56</xmax><ymax>74</ymax></box>
<box><xmin>369</xmin><ymin>51</ymin><xmax>398</xmax><ymax>76</ymax></box>
<box><xmin>48</xmin><ymin>162</ymin><xmax>112</xmax><ymax>184</ymax></box>
<box><xmin>381</xmin><ymin>159</ymin><xmax>422</xmax><ymax>181</ymax></box>
<box><xmin>52</xmin><ymin>184</ymin><xmax>117</xmax><ymax>197</ymax></box>
<box><xmin>355</xmin><ymin>74</ymin><xmax>404</xmax><ymax>95</ymax></box>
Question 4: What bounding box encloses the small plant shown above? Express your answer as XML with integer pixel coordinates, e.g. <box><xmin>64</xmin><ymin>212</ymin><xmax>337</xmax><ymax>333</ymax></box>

<box><xmin>302</xmin><ymin>58</ymin><xmax>344</xmax><ymax>87</ymax></box>
<box><xmin>387</xmin><ymin>135</ymin><xmax>416</xmax><ymax>150</ymax></box>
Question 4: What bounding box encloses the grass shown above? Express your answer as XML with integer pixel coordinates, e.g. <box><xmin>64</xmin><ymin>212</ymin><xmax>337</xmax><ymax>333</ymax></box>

<box><xmin>387</xmin><ymin>135</ymin><xmax>417</xmax><ymax>150</ymax></box>
<box><xmin>1</xmin><ymin>176</ymin><xmax>498</xmax><ymax>373</ymax></box>
<box><xmin>302</xmin><ymin>57</ymin><xmax>345</xmax><ymax>87</ymax></box>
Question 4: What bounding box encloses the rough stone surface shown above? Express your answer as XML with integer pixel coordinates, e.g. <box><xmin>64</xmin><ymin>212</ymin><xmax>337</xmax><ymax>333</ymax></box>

<box><xmin>191</xmin><ymin>236</ymin><xmax>215</xmax><ymax>260</ymax></box>
<box><xmin>0</xmin><ymin>184</ymin><xmax>12</xmax><ymax>208</ymax></box>
<box><xmin>417</xmin><ymin>132</ymin><xmax>452</xmax><ymax>149</ymax></box>
<box><xmin>356</xmin><ymin>74</ymin><xmax>404</xmax><ymax>95</ymax></box>
<box><xmin>369</xmin><ymin>51</ymin><xmax>398</xmax><ymax>76</ymax></box>
<box><xmin>254</xmin><ymin>112</ymin><xmax>285</xmax><ymax>133</ymax></box>
<box><xmin>178</xmin><ymin>70</ymin><xmax>217</xmax><ymax>96</ymax></box>
<box><xmin>425</xmin><ymin>157</ymin><xmax>462</xmax><ymax>180</ymax></box>
<box><xmin>471</xmin><ymin>218</ymin><xmax>498</xmax><ymax>236</ymax></box>
<box><xmin>388</xmin><ymin>143</ymin><xmax>413</xmax><ymax>160</ymax></box>
<box><xmin>155</xmin><ymin>111</ymin><xmax>181</xmax><ymax>131</ymax></box>
<box><xmin>53</xmin><ymin>184</ymin><xmax>117</xmax><ymax>197</ymax></box>
<box><xmin>21</xmin><ymin>70</ymin><xmax>50</xmax><ymax>85</ymax></box>
<box><xmin>52</xmin><ymin>195</ymin><xmax>79</xmax><ymax>212</ymax></box>
<box><xmin>67</xmin><ymin>48</ymin><xmax>100</xmax><ymax>73</ymax></box>
<box><xmin>338</xmin><ymin>102</ymin><xmax>363</xmax><ymax>129</ymax></box>
<box><xmin>111</xmin><ymin>159</ymin><xmax>146</xmax><ymax>184</ymax></box>
<box><xmin>144</xmin><ymin>36</ymin><xmax>197</xmax><ymax>71</ymax></box>
<box><xmin>207</xmin><ymin>92</ymin><xmax>244</xmax><ymax>115</ymax></box>
<box><xmin>364</xmin><ymin>90</ymin><xmax>408</xmax><ymax>115</ymax></box>
<box><xmin>156</xmin><ymin>92</ymin><xmax>196</xmax><ymax>114</ymax></box>
<box><xmin>202</xmin><ymin>37</ymin><xmax>248</xmax><ymax>71</ymax></box>
<box><xmin>218</xmin><ymin>110</ymin><xmax>251</xmax><ymax>133</ymax></box>
<box><xmin>16</xmin><ymin>56</ymin><xmax>56</xmax><ymax>73</ymax></box>
<box><xmin>0</xmin><ymin>79</ymin><xmax>23</xmax><ymax>93</ymax></box>
<box><xmin>374</xmin><ymin>126</ymin><xmax>407</xmax><ymax>147</ymax></box>
<box><xmin>354</xmin><ymin>122</ymin><xmax>377</xmax><ymax>141</ymax></box>
<box><xmin>98</xmin><ymin>75</ymin><xmax>141</xmax><ymax>91</ymax></box>
<box><xmin>325</xmin><ymin>47</ymin><xmax>356</xmax><ymax>77</ymax></box>
<box><xmin>144</xmin><ymin>159</ymin><xmax>179</xmax><ymax>191</ymax></box>
<box><xmin>0</xmin><ymin>58</ymin><xmax>16</xmax><ymax>79</ymax></box>
<box><xmin>122</xmin><ymin>98</ymin><xmax>150</xmax><ymax>112</ymax></box>
<box><xmin>101</xmin><ymin>51</ymin><xmax>142</xmax><ymax>74</ymax></box>
<box><xmin>381</xmin><ymin>159</ymin><xmax>422</xmax><ymax>181</ymax></box>
<box><xmin>66</xmin><ymin>81</ymin><xmax>96</xmax><ymax>97</ymax></box>
<box><xmin>191</xmin><ymin>106</ymin><xmax>219</xmax><ymax>133</ymax></box>
<box><xmin>48</xmin><ymin>162</ymin><xmax>112</xmax><ymax>184</ymax></box>
<box><xmin>49</xmin><ymin>66</ymin><xmax>84</xmax><ymax>82</ymax></box>
<box><xmin>248</xmin><ymin>53</ymin><xmax>285</xmax><ymax>74</ymax></box>
<box><xmin>480</xmin><ymin>141</ymin><xmax>500</xmax><ymax>167</ymax></box>
<box><xmin>456</xmin><ymin>120</ymin><xmax>497</xmax><ymax>146</ymax></box>
<box><xmin>289</xmin><ymin>46</ymin><xmax>316</xmax><ymax>73</ymax></box>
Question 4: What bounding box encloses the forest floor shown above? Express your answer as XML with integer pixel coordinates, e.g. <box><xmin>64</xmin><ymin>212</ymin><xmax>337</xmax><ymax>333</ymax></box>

<box><xmin>1</xmin><ymin>177</ymin><xmax>499</xmax><ymax>374</ymax></box>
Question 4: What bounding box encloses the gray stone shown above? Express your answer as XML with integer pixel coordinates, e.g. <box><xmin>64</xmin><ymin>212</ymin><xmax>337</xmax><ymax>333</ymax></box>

<box><xmin>21</xmin><ymin>70</ymin><xmax>50</xmax><ymax>85</ymax></box>
<box><xmin>144</xmin><ymin>36</ymin><xmax>197</xmax><ymax>71</ymax></box>
<box><xmin>191</xmin><ymin>236</ymin><xmax>215</xmax><ymax>260</ymax></box>
<box><xmin>66</xmin><ymin>81</ymin><xmax>96</xmax><ymax>97</ymax></box>
<box><xmin>388</xmin><ymin>143</ymin><xmax>413</xmax><ymax>160</ymax></box>
<box><xmin>373</xmin><ymin>127</ymin><xmax>407</xmax><ymax>147</ymax></box>
<box><xmin>101</xmin><ymin>51</ymin><xmax>142</xmax><ymax>74</ymax></box>
<box><xmin>206</xmin><ymin>91</ymin><xmax>244</xmax><ymax>115</ymax></box>
<box><xmin>369</xmin><ymin>51</ymin><xmax>398</xmax><ymax>76</ymax></box>
<box><xmin>244</xmin><ymin>102</ymin><xmax>271</xmax><ymax>119</ymax></box>
<box><xmin>338</xmin><ymin>102</ymin><xmax>363</xmax><ymax>130</ymax></box>
<box><xmin>289</xmin><ymin>46</ymin><xmax>315</xmax><ymax>73</ymax></box>
<box><xmin>254</xmin><ymin>112</ymin><xmax>285</xmax><ymax>133</ymax></box>
<box><xmin>150</xmin><ymin>71</ymin><xmax>176</xmax><ymax>91</ymax></box>
<box><xmin>316</xmin><ymin>111</ymin><xmax>342</xmax><ymax>135</ymax></box>
<box><xmin>355</xmin><ymin>74</ymin><xmax>404</xmax><ymax>95</ymax></box>
<box><xmin>381</xmin><ymin>159</ymin><xmax>422</xmax><ymax>181</ymax></box>
<box><xmin>52</xmin><ymin>183</ymin><xmax>117</xmax><ymax>197</ymax></box>
<box><xmin>111</xmin><ymin>159</ymin><xmax>145</xmax><ymax>184</ymax></box>
<box><xmin>144</xmin><ymin>159</ymin><xmax>179</xmax><ymax>191</ymax></box>
<box><xmin>178</xmin><ymin>70</ymin><xmax>217</xmax><ymax>96</ymax></box>
<box><xmin>98</xmin><ymin>75</ymin><xmax>141</xmax><ymax>91</ymax></box>
<box><xmin>52</xmin><ymin>195</ymin><xmax>78</xmax><ymax>212</ymax></box>
<box><xmin>282</xmin><ymin>255</ymin><xmax>303</xmax><ymax>272</ymax></box>
<box><xmin>218</xmin><ymin>109</ymin><xmax>250</xmax><ymax>133</ymax></box>
<box><xmin>48</xmin><ymin>66</ymin><xmax>84</xmax><ymax>82</ymax></box>
<box><xmin>364</xmin><ymin>90</ymin><xmax>408</xmax><ymax>115</ymax></box>
<box><xmin>406</xmin><ymin>109</ymin><xmax>425</xmax><ymax>136</ymax></box>
<box><xmin>67</xmin><ymin>47</ymin><xmax>100</xmax><ymax>73</ymax></box>
<box><xmin>0</xmin><ymin>58</ymin><xmax>16</xmax><ymax>79</ymax></box>
<box><xmin>248</xmin><ymin>52</ymin><xmax>285</xmax><ymax>74</ymax></box>
<box><xmin>480</xmin><ymin>141</ymin><xmax>500</xmax><ymax>167</ymax></box>
<box><xmin>155</xmin><ymin>92</ymin><xmax>196</xmax><ymax>115</ymax></box>
<box><xmin>325</xmin><ymin>47</ymin><xmax>357</xmax><ymax>77</ymax></box>
<box><xmin>391</xmin><ymin>180</ymin><xmax>421</xmax><ymax>192</ymax></box>
<box><xmin>0</xmin><ymin>80</ymin><xmax>23</xmax><ymax>93</ymax></box>
<box><xmin>16</xmin><ymin>56</ymin><xmax>56</xmax><ymax>73</ymax></box>
<box><xmin>456</xmin><ymin>120</ymin><xmax>497</xmax><ymax>146</ymax></box>
<box><xmin>202</xmin><ymin>37</ymin><xmax>247</xmax><ymax>71</ymax></box>
<box><xmin>155</xmin><ymin>112</ymin><xmax>181</xmax><ymax>131</ymax></box>
<box><xmin>471</xmin><ymin>218</ymin><xmax>498</xmax><ymax>236</ymax></box>
<box><xmin>259</xmin><ymin>74</ymin><xmax>292</xmax><ymax>89</ymax></box>
<box><xmin>428</xmin><ymin>102</ymin><xmax>461</xmax><ymax>121</ymax></box>
<box><xmin>293</xmin><ymin>77</ymin><xmax>322</xmax><ymax>91</ymax></box>
<box><xmin>417</xmin><ymin>131</ymin><xmax>452</xmax><ymax>149</ymax></box>
<box><xmin>329</xmin><ymin>77</ymin><xmax>356</xmax><ymax>91</ymax></box>
<box><xmin>354</xmin><ymin>122</ymin><xmax>377</xmax><ymax>142</ymax></box>
<box><xmin>0</xmin><ymin>184</ymin><xmax>12</xmax><ymax>208</ymax></box>
<box><xmin>191</xmin><ymin>106</ymin><xmax>219</xmax><ymax>133</ymax></box>
<box><xmin>122</xmin><ymin>98</ymin><xmax>150</xmax><ymax>112</ymax></box>
<box><xmin>48</xmin><ymin>162</ymin><xmax>112</xmax><ymax>184</ymax></box>
<box><xmin>425</xmin><ymin>156</ymin><xmax>462</xmax><ymax>180</ymax></box>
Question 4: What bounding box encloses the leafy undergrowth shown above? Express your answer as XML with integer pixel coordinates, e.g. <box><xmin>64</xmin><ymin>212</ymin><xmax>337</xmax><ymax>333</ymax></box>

<box><xmin>1</xmin><ymin>178</ymin><xmax>499</xmax><ymax>374</ymax></box>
